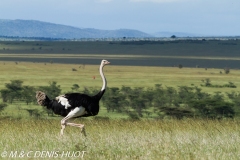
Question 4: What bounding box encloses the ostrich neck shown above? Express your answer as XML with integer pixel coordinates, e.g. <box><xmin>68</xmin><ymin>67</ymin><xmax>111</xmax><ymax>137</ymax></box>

<box><xmin>100</xmin><ymin>64</ymin><xmax>106</xmax><ymax>92</ymax></box>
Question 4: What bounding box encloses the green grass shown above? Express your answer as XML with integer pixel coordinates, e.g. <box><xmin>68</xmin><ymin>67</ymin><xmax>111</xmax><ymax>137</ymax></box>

<box><xmin>1</xmin><ymin>61</ymin><xmax>240</xmax><ymax>119</ymax></box>
<box><xmin>0</xmin><ymin>61</ymin><xmax>239</xmax><ymax>90</ymax></box>
<box><xmin>0</xmin><ymin>61</ymin><xmax>240</xmax><ymax>93</ymax></box>
<box><xmin>0</xmin><ymin>59</ymin><xmax>240</xmax><ymax>159</ymax></box>
<box><xmin>1</xmin><ymin>118</ymin><xmax>240</xmax><ymax>159</ymax></box>
<box><xmin>1</xmin><ymin>41</ymin><xmax>240</xmax><ymax>159</ymax></box>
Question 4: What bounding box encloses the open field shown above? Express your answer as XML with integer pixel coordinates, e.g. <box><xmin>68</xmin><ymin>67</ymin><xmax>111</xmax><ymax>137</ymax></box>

<box><xmin>1</xmin><ymin>40</ymin><xmax>240</xmax><ymax>159</ymax></box>
<box><xmin>0</xmin><ymin>40</ymin><xmax>240</xmax><ymax>68</ymax></box>
<box><xmin>0</xmin><ymin>61</ymin><xmax>240</xmax><ymax>93</ymax></box>
<box><xmin>1</xmin><ymin>118</ymin><xmax>240</xmax><ymax>160</ymax></box>
<box><xmin>1</xmin><ymin>61</ymin><xmax>240</xmax><ymax>119</ymax></box>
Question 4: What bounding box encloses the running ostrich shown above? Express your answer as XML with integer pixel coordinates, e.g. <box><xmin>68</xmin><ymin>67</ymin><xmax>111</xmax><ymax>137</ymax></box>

<box><xmin>36</xmin><ymin>60</ymin><xmax>110</xmax><ymax>136</ymax></box>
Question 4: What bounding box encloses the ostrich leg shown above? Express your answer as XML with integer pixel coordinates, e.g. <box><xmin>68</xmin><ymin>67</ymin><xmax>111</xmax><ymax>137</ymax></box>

<box><xmin>60</xmin><ymin>107</ymin><xmax>86</xmax><ymax>136</ymax></box>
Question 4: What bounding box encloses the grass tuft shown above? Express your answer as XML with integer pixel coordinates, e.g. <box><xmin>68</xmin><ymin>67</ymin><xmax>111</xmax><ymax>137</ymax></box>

<box><xmin>1</xmin><ymin>118</ymin><xmax>240</xmax><ymax>159</ymax></box>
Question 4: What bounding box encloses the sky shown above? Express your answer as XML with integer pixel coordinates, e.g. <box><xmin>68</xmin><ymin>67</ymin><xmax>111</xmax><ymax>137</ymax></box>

<box><xmin>0</xmin><ymin>0</ymin><xmax>239</xmax><ymax>36</ymax></box>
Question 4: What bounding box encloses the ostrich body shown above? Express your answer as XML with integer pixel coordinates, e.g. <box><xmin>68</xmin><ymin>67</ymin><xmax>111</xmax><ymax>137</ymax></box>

<box><xmin>36</xmin><ymin>60</ymin><xmax>110</xmax><ymax>135</ymax></box>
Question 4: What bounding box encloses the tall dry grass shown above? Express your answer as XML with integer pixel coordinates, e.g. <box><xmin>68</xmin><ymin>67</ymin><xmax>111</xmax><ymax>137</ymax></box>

<box><xmin>1</xmin><ymin>118</ymin><xmax>240</xmax><ymax>159</ymax></box>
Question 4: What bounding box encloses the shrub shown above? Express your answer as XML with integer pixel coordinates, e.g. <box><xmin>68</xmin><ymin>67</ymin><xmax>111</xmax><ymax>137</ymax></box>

<box><xmin>178</xmin><ymin>64</ymin><xmax>183</xmax><ymax>69</ymax></box>
<box><xmin>224</xmin><ymin>67</ymin><xmax>230</xmax><ymax>74</ymax></box>
<box><xmin>0</xmin><ymin>103</ymin><xmax>7</xmax><ymax>113</ymax></box>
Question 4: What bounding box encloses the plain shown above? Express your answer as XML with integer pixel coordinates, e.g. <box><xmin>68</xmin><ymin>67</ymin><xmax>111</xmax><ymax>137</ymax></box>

<box><xmin>1</xmin><ymin>39</ymin><xmax>240</xmax><ymax>159</ymax></box>
<box><xmin>1</xmin><ymin>118</ymin><xmax>240</xmax><ymax>159</ymax></box>
<box><xmin>0</xmin><ymin>61</ymin><xmax>240</xmax><ymax>159</ymax></box>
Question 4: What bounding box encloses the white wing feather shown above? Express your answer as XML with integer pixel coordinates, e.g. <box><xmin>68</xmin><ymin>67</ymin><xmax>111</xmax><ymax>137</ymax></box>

<box><xmin>56</xmin><ymin>95</ymin><xmax>71</xmax><ymax>109</ymax></box>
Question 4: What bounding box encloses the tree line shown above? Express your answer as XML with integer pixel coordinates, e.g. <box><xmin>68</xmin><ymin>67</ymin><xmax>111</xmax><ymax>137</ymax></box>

<box><xmin>0</xmin><ymin>80</ymin><xmax>240</xmax><ymax>119</ymax></box>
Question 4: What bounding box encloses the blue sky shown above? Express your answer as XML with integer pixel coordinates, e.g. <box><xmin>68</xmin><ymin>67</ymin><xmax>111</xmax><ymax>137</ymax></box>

<box><xmin>0</xmin><ymin>0</ymin><xmax>239</xmax><ymax>36</ymax></box>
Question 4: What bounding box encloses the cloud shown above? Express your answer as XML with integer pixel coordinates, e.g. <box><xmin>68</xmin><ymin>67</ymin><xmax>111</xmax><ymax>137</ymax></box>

<box><xmin>130</xmin><ymin>0</ymin><xmax>188</xmax><ymax>3</ymax></box>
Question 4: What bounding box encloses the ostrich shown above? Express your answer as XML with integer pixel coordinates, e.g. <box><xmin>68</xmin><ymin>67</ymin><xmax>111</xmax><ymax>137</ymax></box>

<box><xmin>36</xmin><ymin>59</ymin><xmax>110</xmax><ymax>136</ymax></box>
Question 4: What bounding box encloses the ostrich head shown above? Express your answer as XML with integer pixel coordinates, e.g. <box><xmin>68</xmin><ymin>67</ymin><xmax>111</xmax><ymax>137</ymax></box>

<box><xmin>101</xmin><ymin>59</ymin><xmax>110</xmax><ymax>67</ymax></box>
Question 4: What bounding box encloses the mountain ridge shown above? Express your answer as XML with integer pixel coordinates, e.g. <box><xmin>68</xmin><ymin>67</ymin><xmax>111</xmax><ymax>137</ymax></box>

<box><xmin>0</xmin><ymin>19</ymin><xmax>152</xmax><ymax>39</ymax></box>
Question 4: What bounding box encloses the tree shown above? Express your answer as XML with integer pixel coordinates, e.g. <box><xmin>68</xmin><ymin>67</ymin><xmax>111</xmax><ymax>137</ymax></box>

<box><xmin>159</xmin><ymin>107</ymin><xmax>193</xmax><ymax>119</ymax></box>
<box><xmin>189</xmin><ymin>94</ymin><xmax>235</xmax><ymax>119</ymax></box>
<box><xmin>0</xmin><ymin>80</ymin><xmax>37</xmax><ymax>104</ymax></box>
<box><xmin>0</xmin><ymin>89</ymin><xmax>11</xmax><ymax>102</ymax></box>
<box><xmin>128</xmin><ymin>87</ymin><xmax>148</xmax><ymax>117</ymax></box>
<box><xmin>202</xmin><ymin>78</ymin><xmax>212</xmax><ymax>87</ymax></box>
<box><xmin>102</xmin><ymin>87</ymin><xmax>126</xmax><ymax>113</ymax></box>
<box><xmin>71</xmin><ymin>84</ymin><xmax>80</xmax><ymax>92</ymax></box>
<box><xmin>152</xmin><ymin>84</ymin><xmax>168</xmax><ymax>112</ymax></box>
<box><xmin>226</xmin><ymin>91</ymin><xmax>240</xmax><ymax>117</ymax></box>
<box><xmin>224</xmin><ymin>67</ymin><xmax>230</xmax><ymax>74</ymax></box>
<box><xmin>178</xmin><ymin>64</ymin><xmax>183</xmax><ymax>69</ymax></box>
<box><xmin>177</xmin><ymin>86</ymin><xmax>195</xmax><ymax>104</ymax></box>
<box><xmin>0</xmin><ymin>103</ymin><xmax>7</xmax><ymax>113</ymax></box>
<box><xmin>38</xmin><ymin>81</ymin><xmax>61</xmax><ymax>98</ymax></box>
<box><xmin>0</xmin><ymin>80</ymin><xmax>24</xmax><ymax>103</ymax></box>
<box><xmin>22</xmin><ymin>86</ymin><xmax>36</xmax><ymax>105</ymax></box>
<box><xmin>24</xmin><ymin>109</ymin><xmax>41</xmax><ymax>118</ymax></box>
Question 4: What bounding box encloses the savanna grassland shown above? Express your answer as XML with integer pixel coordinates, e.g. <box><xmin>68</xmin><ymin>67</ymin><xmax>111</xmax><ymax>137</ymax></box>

<box><xmin>1</xmin><ymin>61</ymin><xmax>240</xmax><ymax>118</ymax></box>
<box><xmin>0</xmin><ymin>40</ymin><xmax>240</xmax><ymax>68</ymax></box>
<box><xmin>1</xmin><ymin>40</ymin><xmax>240</xmax><ymax>159</ymax></box>
<box><xmin>0</xmin><ymin>61</ymin><xmax>240</xmax><ymax>159</ymax></box>
<box><xmin>1</xmin><ymin>61</ymin><xmax>240</xmax><ymax>93</ymax></box>
<box><xmin>1</xmin><ymin>118</ymin><xmax>240</xmax><ymax>159</ymax></box>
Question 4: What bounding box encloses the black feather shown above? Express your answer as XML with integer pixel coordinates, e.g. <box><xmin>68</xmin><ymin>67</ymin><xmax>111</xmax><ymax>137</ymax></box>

<box><xmin>37</xmin><ymin>91</ymin><xmax>103</xmax><ymax>117</ymax></box>
<box><xmin>35</xmin><ymin>59</ymin><xmax>109</xmax><ymax>119</ymax></box>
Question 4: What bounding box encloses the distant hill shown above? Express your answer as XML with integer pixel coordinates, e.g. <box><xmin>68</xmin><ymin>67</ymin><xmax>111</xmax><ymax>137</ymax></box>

<box><xmin>0</xmin><ymin>19</ymin><xmax>152</xmax><ymax>39</ymax></box>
